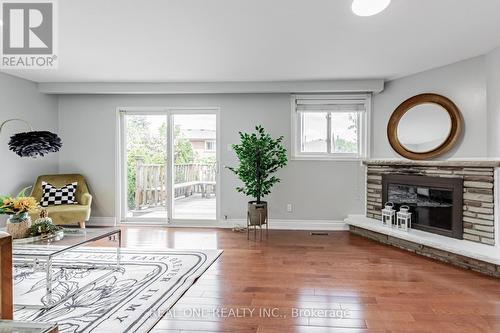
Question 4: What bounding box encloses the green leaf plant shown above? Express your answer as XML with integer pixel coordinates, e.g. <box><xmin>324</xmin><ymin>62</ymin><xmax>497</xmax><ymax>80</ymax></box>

<box><xmin>227</xmin><ymin>126</ymin><xmax>288</xmax><ymax>204</ymax></box>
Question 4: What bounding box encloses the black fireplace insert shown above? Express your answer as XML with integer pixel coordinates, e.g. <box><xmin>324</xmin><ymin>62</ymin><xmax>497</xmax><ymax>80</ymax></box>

<box><xmin>382</xmin><ymin>174</ymin><xmax>463</xmax><ymax>239</ymax></box>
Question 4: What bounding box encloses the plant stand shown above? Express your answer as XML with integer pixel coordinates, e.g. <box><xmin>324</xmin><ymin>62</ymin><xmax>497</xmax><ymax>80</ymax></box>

<box><xmin>247</xmin><ymin>212</ymin><xmax>268</xmax><ymax>241</ymax></box>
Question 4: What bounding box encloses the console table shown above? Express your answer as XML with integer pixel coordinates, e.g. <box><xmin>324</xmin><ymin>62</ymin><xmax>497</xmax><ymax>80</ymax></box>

<box><xmin>0</xmin><ymin>232</ymin><xmax>12</xmax><ymax>320</ymax></box>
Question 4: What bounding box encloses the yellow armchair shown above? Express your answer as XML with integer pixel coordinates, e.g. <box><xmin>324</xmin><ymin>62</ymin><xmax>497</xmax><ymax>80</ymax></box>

<box><xmin>29</xmin><ymin>174</ymin><xmax>92</xmax><ymax>228</ymax></box>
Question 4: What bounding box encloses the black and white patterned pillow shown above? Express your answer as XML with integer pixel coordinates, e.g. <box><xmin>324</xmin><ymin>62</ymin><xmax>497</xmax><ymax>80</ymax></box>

<box><xmin>41</xmin><ymin>181</ymin><xmax>78</xmax><ymax>207</ymax></box>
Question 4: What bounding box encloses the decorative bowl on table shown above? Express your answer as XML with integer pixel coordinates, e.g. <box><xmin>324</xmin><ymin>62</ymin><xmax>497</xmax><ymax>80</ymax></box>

<box><xmin>5</xmin><ymin>208</ymin><xmax>64</xmax><ymax>244</ymax></box>
<box><xmin>13</xmin><ymin>229</ymin><xmax>65</xmax><ymax>244</ymax></box>
<box><xmin>22</xmin><ymin>209</ymin><xmax>63</xmax><ymax>242</ymax></box>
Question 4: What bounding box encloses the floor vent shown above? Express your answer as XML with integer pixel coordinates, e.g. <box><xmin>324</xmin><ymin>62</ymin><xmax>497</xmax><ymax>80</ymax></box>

<box><xmin>310</xmin><ymin>232</ymin><xmax>329</xmax><ymax>236</ymax></box>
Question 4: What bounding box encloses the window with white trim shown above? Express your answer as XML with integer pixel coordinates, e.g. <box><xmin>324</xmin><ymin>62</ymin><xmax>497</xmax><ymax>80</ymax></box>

<box><xmin>292</xmin><ymin>94</ymin><xmax>369</xmax><ymax>159</ymax></box>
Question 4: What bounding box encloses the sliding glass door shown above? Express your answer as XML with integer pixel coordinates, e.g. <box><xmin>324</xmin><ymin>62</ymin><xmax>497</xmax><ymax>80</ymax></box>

<box><xmin>120</xmin><ymin>109</ymin><xmax>218</xmax><ymax>224</ymax></box>
<box><xmin>172</xmin><ymin>114</ymin><xmax>217</xmax><ymax>220</ymax></box>
<box><xmin>122</xmin><ymin>113</ymin><xmax>168</xmax><ymax>222</ymax></box>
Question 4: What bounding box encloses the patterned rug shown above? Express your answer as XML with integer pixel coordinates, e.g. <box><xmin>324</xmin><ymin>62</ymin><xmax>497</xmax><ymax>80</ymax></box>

<box><xmin>13</xmin><ymin>247</ymin><xmax>222</xmax><ymax>333</ymax></box>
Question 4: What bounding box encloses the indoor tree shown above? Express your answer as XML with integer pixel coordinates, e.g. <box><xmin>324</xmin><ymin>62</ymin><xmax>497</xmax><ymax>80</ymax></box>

<box><xmin>228</xmin><ymin>125</ymin><xmax>287</xmax><ymax>229</ymax></box>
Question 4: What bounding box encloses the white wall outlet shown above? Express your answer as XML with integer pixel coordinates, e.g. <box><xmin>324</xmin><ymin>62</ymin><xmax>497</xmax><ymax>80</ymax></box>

<box><xmin>286</xmin><ymin>203</ymin><xmax>293</xmax><ymax>212</ymax></box>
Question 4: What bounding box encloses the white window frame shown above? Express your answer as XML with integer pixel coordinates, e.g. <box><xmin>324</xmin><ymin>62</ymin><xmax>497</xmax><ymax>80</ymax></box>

<box><xmin>205</xmin><ymin>140</ymin><xmax>216</xmax><ymax>152</ymax></box>
<box><xmin>291</xmin><ymin>94</ymin><xmax>370</xmax><ymax>161</ymax></box>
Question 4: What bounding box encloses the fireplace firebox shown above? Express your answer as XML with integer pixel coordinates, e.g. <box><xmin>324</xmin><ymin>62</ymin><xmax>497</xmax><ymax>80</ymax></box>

<box><xmin>382</xmin><ymin>174</ymin><xmax>463</xmax><ymax>239</ymax></box>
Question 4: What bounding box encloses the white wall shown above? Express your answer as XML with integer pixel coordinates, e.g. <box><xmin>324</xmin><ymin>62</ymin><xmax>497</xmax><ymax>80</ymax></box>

<box><xmin>0</xmin><ymin>72</ymin><xmax>59</xmax><ymax>224</ymax></box>
<box><xmin>52</xmin><ymin>53</ymin><xmax>499</xmax><ymax>224</ymax></box>
<box><xmin>372</xmin><ymin>56</ymin><xmax>488</xmax><ymax>159</ymax></box>
<box><xmin>5</xmin><ymin>48</ymin><xmax>499</xmax><ymax>226</ymax></box>
<box><xmin>57</xmin><ymin>94</ymin><xmax>365</xmax><ymax>222</ymax></box>
<box><xmin>486</xmin><ymin>47</ymin><xmax>500</xmax><ymax>157</ymax></box>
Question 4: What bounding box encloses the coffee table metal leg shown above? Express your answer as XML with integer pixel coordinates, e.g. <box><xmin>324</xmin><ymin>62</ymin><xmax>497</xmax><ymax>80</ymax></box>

<box><xmin>46</xmin><ymin>258</ymin><xmax>53</xmax><ymax>304</ymax></box>
<box><xmin>116</xmin><ymin>230</ymin><xmax>122</xmax><ymax>268</ymax></box>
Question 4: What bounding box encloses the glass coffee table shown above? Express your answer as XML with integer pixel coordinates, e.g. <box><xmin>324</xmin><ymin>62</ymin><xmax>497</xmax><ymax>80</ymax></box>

<box><xmin>11</xmin><ymin>227</ymin><xmax>121</xmax><ymax>308</ymax></box>
<box><xmin>0</xmin><ymin>320</ymin><xmax>58</xmax><ymax>333</ymax></box>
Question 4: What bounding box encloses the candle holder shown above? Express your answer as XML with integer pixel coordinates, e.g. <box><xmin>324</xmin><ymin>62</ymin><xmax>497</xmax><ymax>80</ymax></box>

<box><xmin>381</xmin><ymin>202</ymin><xmax>395</xmax><ymax>227</ymax></box>
<box><xmin>396</xmin><ymin>205</ymin><xmax>412</xmax><ymax>231</ymax></box>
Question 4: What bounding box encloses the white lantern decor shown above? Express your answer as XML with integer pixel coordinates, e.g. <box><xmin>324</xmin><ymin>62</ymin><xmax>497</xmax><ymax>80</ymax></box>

<box><xmin>381</xmin><ymin>202</ymin><xmax>395</xmax><ymax>227</ymax></box>
<box><xmin>396</xmin><ymin>205</ymin><xmax>412</xmax><ymax>231</ymax></box>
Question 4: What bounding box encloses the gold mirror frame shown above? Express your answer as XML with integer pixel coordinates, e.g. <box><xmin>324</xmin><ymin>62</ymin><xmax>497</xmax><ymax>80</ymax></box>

<box><xmin>387</xmin><ymin>93</ymin><xmax>463</xmax><ymax>160</ymax></box>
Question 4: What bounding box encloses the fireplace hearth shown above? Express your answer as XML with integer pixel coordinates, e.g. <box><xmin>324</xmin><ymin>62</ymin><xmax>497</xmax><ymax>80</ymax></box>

<box><xmin>382</xmin><ymin>174</ymin><xmax>463</xmax><ymax>239</ymax></box>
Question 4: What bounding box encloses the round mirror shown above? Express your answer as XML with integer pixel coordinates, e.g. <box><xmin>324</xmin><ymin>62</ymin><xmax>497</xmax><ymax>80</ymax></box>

<box><xmin>388</xmin><ymin>94</ymin><xmax>462</xmax><ymax>160</ymax></box>
<box><xmin>397</xmin><ymin>103</ymin><xmax>452</xmax><ymax>153</ymax></box>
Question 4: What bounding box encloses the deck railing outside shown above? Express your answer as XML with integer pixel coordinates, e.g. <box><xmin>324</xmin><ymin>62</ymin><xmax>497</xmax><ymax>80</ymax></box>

<box><xmin>134</xmin><ymin>157</ymin><xmax>216</xmax><ymax>210</ymax></box>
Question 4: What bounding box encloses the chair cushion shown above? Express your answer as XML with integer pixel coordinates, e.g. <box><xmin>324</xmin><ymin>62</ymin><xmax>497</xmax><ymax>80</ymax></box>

<box><xmin>30</xmin><ymin>204</ymin><xmax>90</xmax><ymax>226</ymax></box>
<box><xmin>43</xmin><ymin>205</ymin><xmax>88</xmax><ymax>214</ymax></box>
<box><xmin>40</xmin><ymin>182</ymin><xmax>78</xmax><ymax>207</ymax></box>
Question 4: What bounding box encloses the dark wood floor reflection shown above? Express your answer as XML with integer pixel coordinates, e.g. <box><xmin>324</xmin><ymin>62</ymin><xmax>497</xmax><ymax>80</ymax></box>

<box><xmin>97</xmin><ymin>227</ymin><xmax>500</xmax><ymax>333</ymax></box>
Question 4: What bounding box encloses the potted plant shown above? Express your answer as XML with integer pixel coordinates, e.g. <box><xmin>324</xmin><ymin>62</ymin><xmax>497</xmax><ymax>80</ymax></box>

<box><xmin>28</xmin><ymin>209</ymin><xmax>62</xmax><ymax>239</ymax></box>
<box><xmin>228</xmin><ymin>126</ymin><xmax>288</xmax><ymax>226</ymax></box>
<box><xmin>0</xmin><ymin>187</ymin><xmax>38</xmax><ymax>239</ymax></box>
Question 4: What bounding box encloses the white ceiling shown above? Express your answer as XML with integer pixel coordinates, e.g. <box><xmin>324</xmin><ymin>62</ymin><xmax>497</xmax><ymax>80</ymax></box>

<box><xmin>2</xmin><ymin>0</ymin><xmax>500</xmax><ymax>83</ymax></box>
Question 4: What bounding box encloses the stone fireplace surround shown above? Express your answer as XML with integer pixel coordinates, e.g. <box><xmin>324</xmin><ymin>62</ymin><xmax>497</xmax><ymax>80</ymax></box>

<box><xmin>345</xmin><ymin>160</ymin><xmax>500</xmax><ymax>277</ymax></box>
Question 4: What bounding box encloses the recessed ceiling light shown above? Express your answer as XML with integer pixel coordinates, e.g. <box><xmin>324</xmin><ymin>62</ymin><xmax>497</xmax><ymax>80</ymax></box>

<box><xmin>352</xmin><ymin>0</ymin><xmax>391</xmax><ymax>16</ymax></box>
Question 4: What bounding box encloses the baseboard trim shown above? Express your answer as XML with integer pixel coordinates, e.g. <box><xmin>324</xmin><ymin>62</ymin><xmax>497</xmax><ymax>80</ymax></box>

<box><xmin>88</xmin><ymin>217</ymin><xmax>117</xmax><ymax>226</ymax></box>
<box><xmin>89</xmin><ymin>216</ymin><xmax>348</xmax><ymax>231</ymax></box>
<box><xmin>121</xmin><ymin>220</ymin><xmax>229</xmax><ymax>228</ymax></box>
<box><xmin>225</xmin><ymin>219</ymin><xmax>349</xmax><ymax>231</ymax></box>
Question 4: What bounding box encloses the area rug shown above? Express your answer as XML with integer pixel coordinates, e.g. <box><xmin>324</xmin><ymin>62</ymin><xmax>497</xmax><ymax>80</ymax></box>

<box><xmin>13</xmin><ymin>247</ymin><xmax>222</xmax><ymax>333</ymax></box>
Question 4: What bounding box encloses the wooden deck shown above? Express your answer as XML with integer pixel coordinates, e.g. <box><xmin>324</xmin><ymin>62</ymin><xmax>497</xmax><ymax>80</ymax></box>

<box><xmin>130</xmin><ymin>194</ymin><xmax>216</xmax><ymax>220</ymax></box>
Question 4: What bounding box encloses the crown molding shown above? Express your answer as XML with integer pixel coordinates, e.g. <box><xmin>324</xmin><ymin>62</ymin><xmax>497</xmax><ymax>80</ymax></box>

<box><xmin>37</xmin><ymin>79</ymin><xmax>384</xmax><ymax>95</ymax></box>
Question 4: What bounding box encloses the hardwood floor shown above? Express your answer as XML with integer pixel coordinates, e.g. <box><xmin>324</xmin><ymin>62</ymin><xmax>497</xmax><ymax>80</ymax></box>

<box><xmin>101</xmin><ymin>227</ymin><xmax>500</xmax><ymax>333</ymax></box>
